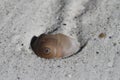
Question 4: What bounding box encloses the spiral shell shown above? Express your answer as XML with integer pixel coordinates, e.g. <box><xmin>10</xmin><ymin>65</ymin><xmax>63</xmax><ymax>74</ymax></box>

<box><xmin>31</xmin><ymin>33</ymin><xmax>80</xmax><ymax>59</ymax></box>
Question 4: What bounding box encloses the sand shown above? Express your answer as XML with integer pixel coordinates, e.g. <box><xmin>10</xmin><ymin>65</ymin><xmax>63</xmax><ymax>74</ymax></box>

<box><xmin>0</xmin><ymin>0</ymin><xmax>120</xmax><ymax>80</ymax></box>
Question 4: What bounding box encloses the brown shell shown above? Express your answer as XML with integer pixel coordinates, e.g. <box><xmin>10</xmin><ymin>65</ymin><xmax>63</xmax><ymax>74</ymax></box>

<box><xmin>31</xmin><ymin>33</ymin><xmax>80</xmax><ymax>59</ymax></box>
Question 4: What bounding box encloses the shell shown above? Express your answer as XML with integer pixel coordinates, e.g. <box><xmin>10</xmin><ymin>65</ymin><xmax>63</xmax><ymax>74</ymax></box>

<box><xmin>31</xmin><ymin>33</ymin><xmax>80</xmax><ymax>59</ymax></box>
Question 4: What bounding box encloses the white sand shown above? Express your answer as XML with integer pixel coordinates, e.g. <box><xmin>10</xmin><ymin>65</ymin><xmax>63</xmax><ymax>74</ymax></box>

<box><xmin>0</xmin><ymin>0</ymin><xmax>120</xmax><ymax>80</ymax></box>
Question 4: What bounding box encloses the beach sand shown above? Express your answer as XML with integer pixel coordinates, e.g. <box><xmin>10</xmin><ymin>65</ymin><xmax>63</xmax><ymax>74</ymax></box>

<box><xmin>0</xmin><ymin>0</ymin><xmax>120</xmax><ymax>80</ymax></box>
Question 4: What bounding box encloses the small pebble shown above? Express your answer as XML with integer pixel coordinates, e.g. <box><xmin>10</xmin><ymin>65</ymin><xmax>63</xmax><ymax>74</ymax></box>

<box><xmin>96</xmin><ymin>52</ymin><xmax>99</xmax><ymax>54</ymax></box>
<box><xmin>98</xmin><ymin>33</ymin><xmax>106</xmax><ymax>38</ymax></box>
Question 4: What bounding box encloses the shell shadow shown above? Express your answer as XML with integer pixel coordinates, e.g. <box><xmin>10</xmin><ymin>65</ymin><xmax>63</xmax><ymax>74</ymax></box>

<box><xmin>30</xmin><ymin>36</ymin><xmax>37</xmax><ymax>50</ymax></box>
